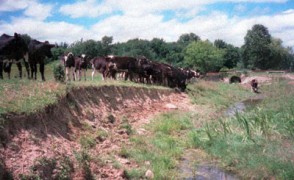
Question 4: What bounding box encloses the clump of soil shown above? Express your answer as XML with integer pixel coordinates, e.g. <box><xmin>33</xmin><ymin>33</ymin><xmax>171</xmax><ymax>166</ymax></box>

<box><xmin>0</xmin><ymin>85</ymin><xmax>195</xmax><ymax>179</ymax></box>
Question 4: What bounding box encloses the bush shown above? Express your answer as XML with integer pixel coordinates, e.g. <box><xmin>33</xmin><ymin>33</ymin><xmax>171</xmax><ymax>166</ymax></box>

<box><xmin>53</xmin><ymin>64</ymin><xmax>65</xmax><ymax>82</ymax></box>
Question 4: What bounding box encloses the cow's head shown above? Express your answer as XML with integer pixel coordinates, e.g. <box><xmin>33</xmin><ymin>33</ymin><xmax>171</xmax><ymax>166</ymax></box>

<box><xmin>41</xmin><ymin>41</ymin><xmax>55</xmax><ymax>58</ymax></box>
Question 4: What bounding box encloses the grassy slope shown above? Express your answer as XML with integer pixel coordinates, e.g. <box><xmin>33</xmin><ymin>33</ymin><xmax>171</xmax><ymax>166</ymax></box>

<box><xmin>122</xmin><ymin>80</ymin><xmax>253</xmax><ymax>179</ymax></box>
<box><xmin>0</xmin><ymin>61</ymin><xmax>168</xmax><ymax>115</ymax></box>
<box><xmin>189</xmin><ymin>79</ymin><xmax>294</xmax><ymax>179</ymax></box>
<box><xmin>2</xmin><ymin>62</ymin><xmax>293</xmax><ymax>179</ymax></box>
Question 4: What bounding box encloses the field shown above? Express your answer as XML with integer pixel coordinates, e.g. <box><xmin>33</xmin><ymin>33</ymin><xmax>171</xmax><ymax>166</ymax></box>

<box><xmin>0</xmin><ymin>61</ymin><xmax>294</xmax><ymax>179</ymax></box>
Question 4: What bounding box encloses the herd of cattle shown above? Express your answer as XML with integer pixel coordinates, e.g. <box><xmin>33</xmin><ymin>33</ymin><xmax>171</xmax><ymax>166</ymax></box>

<box><xmin>0</xmin><ymin>33</ymin><xmax>199</xmax><ymax>91</ymax></box>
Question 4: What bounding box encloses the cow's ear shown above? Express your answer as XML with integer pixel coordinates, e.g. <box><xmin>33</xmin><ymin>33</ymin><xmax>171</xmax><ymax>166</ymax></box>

<box><xmin>14</xmin><ymin>33</ymin><xmax>19</xmax><ymax>38</ymax></box>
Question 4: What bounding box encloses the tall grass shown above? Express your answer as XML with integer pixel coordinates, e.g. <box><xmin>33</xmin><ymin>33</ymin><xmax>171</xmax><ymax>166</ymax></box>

<box><xmin>187</xmin><ymin>80</ymin><xmax>250</xmax><ymax>109</ymax></box>
<box><xmin>125</xmin><ymin>112</ymin><xmax>194</xmax><ymax>179</ymax></box>
<box><xmin>190</xmin><ymin>79</ymin><xmax>294</xmax><ymax>179</ymax></box>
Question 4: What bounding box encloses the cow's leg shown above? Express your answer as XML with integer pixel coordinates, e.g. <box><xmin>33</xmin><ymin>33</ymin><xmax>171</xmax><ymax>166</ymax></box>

<box><xmin>0</xmin><ymin>61</ymin><xmax>3</xmax><ymax>79</ymax></box>
<box><xmin>65</xmin><ymin>67</ymin><xmax>69</xmax><ymax>81</ymax></box>
<box><xmin>24</xmin><ymin>61</ymin><xmax>30</xmax><ymax>79</ymax></box>
<box><xmin>40</xmin><ymin>63</ymin><xmax>45</xmax><ymax>81</ymax></box>
<box><xmin>73</xmin><ymin>68</ymin><xmax>76</xmax><ymax>81</ymax></box>
<box><xmin>4</xmin><ymin>62</ymin><xmax>12</xmax><ymax>79</ymax></box>
<box><xmin>34</xmin><ymin>64</ymin><xmax>37</xmax><ymax>80</ymax></box>
<box><xmin>16</xmin><ymin>62</ymin><xmax>22</xmax><ymax>78</ymax></box>
<box><xmin>78</xmin><ymin>69</ymin><xmax>81</xmax><ymax>81</ymax></box>
<box><xmin>83</xmin><ymin>69</ymin><xmax>86</xmax><ymax>81</ymax></box>
<box><xmin>91</xmin><ymin>69</ymin><xmax>95</xmax><ymax>80</ymax></box>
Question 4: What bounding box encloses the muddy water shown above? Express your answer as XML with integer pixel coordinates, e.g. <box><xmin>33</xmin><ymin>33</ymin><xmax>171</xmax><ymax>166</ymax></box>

<box><xmin>225</xmin><ymin>94</ymin><xmax>265</xmax><ymax>117</ymax></box>
<box><xmin>180</xmin><ymin>150</ymin><xmax>239</xmax><ymax>180</ymax></box>
<box><xmin>180</xmin><ymin>94</ymin><xmax>265</xmax><ymax>180</ymax></box>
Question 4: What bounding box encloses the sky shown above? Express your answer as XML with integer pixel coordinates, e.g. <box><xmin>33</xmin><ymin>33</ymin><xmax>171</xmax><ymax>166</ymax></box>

<box><xmin>0</xmin><ymin>0</ymin><xmax>293</xmax><ymax>48</ymax></box>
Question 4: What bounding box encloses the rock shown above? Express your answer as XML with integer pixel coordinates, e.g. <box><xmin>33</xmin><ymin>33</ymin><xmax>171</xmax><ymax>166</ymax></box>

<box><xmin>145</xmin><ymin>169</ymin><xmax>154</xmax><ymax>179</ymax></box>
<box><xmin>165</xmin><ymin>103</ymin><xmax>178</xmax><ymax>109</ymax></box>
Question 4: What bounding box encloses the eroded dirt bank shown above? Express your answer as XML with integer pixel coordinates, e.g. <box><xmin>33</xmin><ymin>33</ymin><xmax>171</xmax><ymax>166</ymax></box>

<box><xmin>0</xmin><ymin>85</ymin><xmax>195</xmax><ymax>179</ymax></box>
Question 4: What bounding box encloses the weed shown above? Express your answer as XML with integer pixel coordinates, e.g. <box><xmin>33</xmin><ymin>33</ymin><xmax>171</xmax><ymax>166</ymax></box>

<box><xmin>120</xmin><ymin>117</ymin><xmax>133</xmax><ymax>135</ymax></box>
<box><xmin>29</xmin><ymin>157</ymin><xmax>57</xmax><ymax>179</ymax></box>
<box><xmin>53</xmin><ymin>64</ymin><xmax>65</xmax><ymax>82</ymax></box>
<box><xmin>79</xmin><ymin>135</ymin><xmax>96</xmax><ymax>149</ymax></box>
<box><xmin>123</xmin><ymin>168</ymin><xmax>144</xmax><ymax>180</ymax></box>
<box><xmin>95</xmin><ymin>128</ymin><xmax>108</xmax><ymax>142</ymax></box>
<box><xmin>119</xmin><ymin>146</ymin><xmax>131</xmax><ymax>158</ymax></box>
<box><xmin>54</xmin><ymin>156</ymin><xmax>74</xmax><ymax>180</ymax></box>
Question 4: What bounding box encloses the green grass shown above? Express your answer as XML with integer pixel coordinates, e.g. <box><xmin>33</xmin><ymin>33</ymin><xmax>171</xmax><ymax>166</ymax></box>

<box><xmin>187</xmin><ymin>80</ymin><xmax>251</xmax><ymax>110</ymax></box>
<box><xmin>190</xmin><ymin>79</ymin><xmax>294</xmax><ymax>179</ymax></box>
<box><xmin>124</xmin><ymin>112</ymin><xmax>195</xmax><ymax>179</ymax></box>
<box><xmin>0</xmin><ymin>60</ymin><xmax>169</xmax><ymax>116</ymax></box>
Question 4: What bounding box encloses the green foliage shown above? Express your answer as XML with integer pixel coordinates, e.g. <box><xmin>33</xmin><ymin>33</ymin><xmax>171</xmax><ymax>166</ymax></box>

<box><xmin>268</xmin><ymin>38</ymin><xmax>294</xmax><ymax>70</ymax></box>
<box><xmin>79</xmin><ymin>135</ymin><xmax>96</xmax><ymax>149</ymax></box>
<box><xmin>123</xmin><ymin>168</ymin><xmax>145</xmax><ymax>179</ymax></box>
<box><xmin>53</xmin><ymin>63</ymin><xmax>65</xmax><ymax>82</ymax></box>
<box><xmin>73</xmin><ymin>150</ymin><xmax>93</xmax><ymax>179</ymax></box>
<box><xmin>242</xmin><ymin>24</ymin><xmax>272</xmax><ymax>69</ymax></box>
<box><xmin>191</xmin><ymin>79</ymin><xmax>294</xmax><ymax>178</ymax></box>
<box><xmin>120</xmin><ymin>117</ymin><xmax>133</xmax><ymax>135</ymax></box>
<box><xmin>184</xmin><ymin>40</ymin><xmax>226</xmax><ymax>73</ymax></box>
<box><xmin>55</xmin><ymin>156</ymin><xmax>74</xmax><ymax>180</ymax></box>
<box><xmin>26</xmin><ymin>157</ymin><xmax>57</xmax><ymax>180</ymax></box>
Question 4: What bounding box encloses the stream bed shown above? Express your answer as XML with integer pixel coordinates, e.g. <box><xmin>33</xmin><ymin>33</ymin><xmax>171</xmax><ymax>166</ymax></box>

<box><xmin>180</xmin><ymin>94</ymin><xmax>265</xmax><ymax>180</ymax></box>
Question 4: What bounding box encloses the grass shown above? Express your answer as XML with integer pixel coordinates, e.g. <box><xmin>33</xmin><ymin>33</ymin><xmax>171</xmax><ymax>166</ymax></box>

<box><xmin>0</xmin><ymin>60</ymin><xmax>169</xmax><ymax>116</ymax></box>
<box><xmin>190</xmin><ymin>79</ymin><xmax>294</xmax><ymax>179</ymax></box>
<box><xmin>187</xmin><ymin>80</ymin><xmax>250</xmax><ymax>110</ymax></box>
<box><xmin>123</xmin><ymin>112</ymin><xmax>195</xmax><ymax>179</ymax></box>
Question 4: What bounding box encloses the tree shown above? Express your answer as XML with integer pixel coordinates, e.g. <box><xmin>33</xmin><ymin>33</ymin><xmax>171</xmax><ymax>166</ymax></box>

<box><xmin>101</xmin><ymin>36</ymin><xmax>113</xmax><ymax>56</ymax></box>
<box><xmin>214</xmin><ymin>39</ymin><xmax>240</xmax><ymax>69</ymax></box>
<box><xmin>242</xmin><ymin>24</ymin><xmax>272</xmax><ymax>69</ymax></box>
<box><xmin>177</xmin><ymin>33</ymin><xmax>200</xmax><ymax>45</ymax></box>
<box><xmin>184</xmin><ymin>40</ymin><xmax>225</xmax><ymax>73</ymax></box>
<box><xmin>268</xmin><ymin>38</ymin><xmax>294</xmax><ymax>70</ymax></box>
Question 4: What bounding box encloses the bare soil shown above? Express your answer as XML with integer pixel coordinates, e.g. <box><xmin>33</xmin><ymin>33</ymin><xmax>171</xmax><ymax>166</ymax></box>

<box><xmin>0</xmin><ymin>85</ymin><xmax>198</xmax><ymax>179</ymax></box>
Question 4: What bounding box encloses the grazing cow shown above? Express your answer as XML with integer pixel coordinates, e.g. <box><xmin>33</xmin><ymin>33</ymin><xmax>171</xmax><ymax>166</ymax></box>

<box><xmin>62</xmin><ymin>52</ymin><xmax>75</xmax><ymax>81</ymax></box>
<box><xmin>0</xmin><ymin>33</ymin><xmax>29</xmax><ymax>79</ymax></box>
<box><xmin>251</xmin><ymin>79</ymin><xmax>258</xmax><ymax>93</ymax></box>
<box><xmin>74</xmin><ymin>54</ymin><xmax>90</xmax><ymax>81</ymax></box>
<box><xmin>28</xmin><ymin>40</ymin><xmax>54</xmax><ymax>81</ymax></box>
<box><xmin>105</xmin><ymin>56</ymin><xmax>137</xmax><ymax>81</ymax></box>
<box><xmin>90</xmin><ymin>56</ymin><xmax>115</xmax><ymax>80</ymax></box>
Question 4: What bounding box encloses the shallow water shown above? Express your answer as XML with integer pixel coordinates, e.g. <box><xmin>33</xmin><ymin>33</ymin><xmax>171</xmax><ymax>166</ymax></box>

<box><xmin>180</xmin><ymin>150</ymin><xmax>239</xmax><ymax>180</ymax></box>
<box><xmin>180</xmin><ymin>95</ymin><xmax>265</xmax><ymax>180</ymax></box>
<box><xmin>225</xmin><ymin>94</ymin><xmax>265</xmax><ymax>117</ymax></box>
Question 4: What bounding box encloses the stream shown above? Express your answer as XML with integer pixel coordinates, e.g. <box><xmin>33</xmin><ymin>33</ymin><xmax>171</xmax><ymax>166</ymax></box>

<box><xmin>180</xmin><ymin>94</ymin><xmax>265</xmax><ymax>180</ymax></box>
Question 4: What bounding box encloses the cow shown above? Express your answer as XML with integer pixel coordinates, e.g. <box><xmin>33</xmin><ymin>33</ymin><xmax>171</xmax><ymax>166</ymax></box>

<box><xmin>61</xmin><ymin>52</ymin><xmax>75</xmax><ymax>81</ymax></box>
<box><xmin>28</xmin><ymin>40</ymin><xmax>54</xmax><ymax>81</ymax></box>
<box><xmin>90</xmin><ymin>56</ymin><xmax>116</xmax><ymax>81</ymax></box>
<box><xmin>251</xmin><ymin>79</ymin><xmax>258</xmax><ymax>93</ymax></box>
<box><xmin>105</xmin><ymin>56</ymin><xmax>137</xmax><ymax>81</ymax></box>
<box><xmin>0</xmin><ymin>33</ymin><xmax>29</xmax><ymax>79</ymax></box>
<box><xmin>74</xmin><ymin>54</ymin><xmax>90</xmax><ymax>81</ymax></box>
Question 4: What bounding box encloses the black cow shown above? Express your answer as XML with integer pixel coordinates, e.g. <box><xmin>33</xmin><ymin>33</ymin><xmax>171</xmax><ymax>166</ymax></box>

<box><xmin>105</xmin><ymin>56</ymin><xmax>137</xmax><ymax>81</ymax></box>
<box><xmin>0</xmin><ymin>33</ymin><xmax>29</xmax><ymax>79</ymax></box>
<box><xmin>28</xmin><ymin>40</ymin><xmax>54</xmax><ymax>81</ymax></box>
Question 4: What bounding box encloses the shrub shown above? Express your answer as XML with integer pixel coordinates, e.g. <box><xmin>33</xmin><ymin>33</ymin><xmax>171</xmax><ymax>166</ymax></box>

<box><xmin>53</xmin><ymin>64</ymin><xmax>65</xmax><ymax>82</ymax></box>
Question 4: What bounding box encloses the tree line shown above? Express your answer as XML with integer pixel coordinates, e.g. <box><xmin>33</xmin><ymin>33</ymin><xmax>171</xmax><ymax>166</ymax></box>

<box><xmin>26</xmin><ymin>24</ymin><xmax>293</xmax><ymax>73</ymax></box>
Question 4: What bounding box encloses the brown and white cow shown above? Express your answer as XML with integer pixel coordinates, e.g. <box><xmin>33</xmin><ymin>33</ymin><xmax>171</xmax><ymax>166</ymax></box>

<box><xmin>74</xmin><ymin>54</ymin><xmax>90</xmax><ymax>81</ymax></box>
<box><xmin>62</xmin><ymin>52</ymin><xmax>75</xmax><ymax>81</ymax></box>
